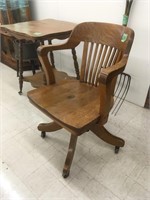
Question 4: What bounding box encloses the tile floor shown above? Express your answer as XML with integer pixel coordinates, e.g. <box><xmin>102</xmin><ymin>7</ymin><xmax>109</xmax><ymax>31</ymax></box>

<box><xmin>0</xmin><ymin>62</ymin><xmax>150</xmax><ymax>200</ymax></box>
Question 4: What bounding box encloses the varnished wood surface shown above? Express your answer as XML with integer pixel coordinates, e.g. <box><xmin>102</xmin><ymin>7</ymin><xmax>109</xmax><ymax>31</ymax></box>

<box><xmin>0</xmin><ymin>18</ymin><xmax>76</xmax><ymax>93</ymax></box>
<box><xmin>27</xmin><ymin>22</ymin><xmax>134</xmax><ymax>177</ymax></box>
<box><xmin>24</xmin><ymin>69</ymin><xmax>75</xmax><ymax>88</ymax></box>
<box><xmin>28</xmin><ymin>79</ymin><xmax>100</xmax><ymax>129</ymax></box>
<box><xmin>0</xmin><ymin>19</ymin><xmax>76</xmax><ymax>41</ymax></box>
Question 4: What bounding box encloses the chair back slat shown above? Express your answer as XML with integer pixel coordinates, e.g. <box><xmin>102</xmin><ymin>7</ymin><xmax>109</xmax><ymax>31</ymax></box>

<box><xmin>107</xmin><ymin>48</ymin><xmax>116</xmax><ymax>67</ymax></box>
<box><xmin>102</xmin><ymin>46</ymin><xmax>111</xmax><ymax>68</ymax></box>
<box><xmin>84</xmin><ymin>42</ymin><xmax>94</xmax><ymax>82</ymax></box>
<box><xmin>88</xmin><ymin>43</ymin><xmax>99</xmax><ymax>83</ymax></box>
<box><xmin>80</xmin><ymin>42</ymin><xmax>123</xmax><ymax>86</ymax></box>
<box><xmin>80</xmin><ymin>41</ymin><xmax>89</xmax><ymax>82</ymax></box>
<box><xmin>91</xmin><ymin>44</ymin><xmax>103</xmax><ymax>85</ymax></box>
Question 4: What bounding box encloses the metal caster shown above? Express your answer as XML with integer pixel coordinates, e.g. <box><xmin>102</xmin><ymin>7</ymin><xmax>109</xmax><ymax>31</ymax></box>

<box><xmin>115</xmin><ymin>146</ymin><xmax>120</xmax><ymax>154</ymax></box>
<box><xmin>62</xmin><ymin>170</ymin><xmax>70</xmax><ymax>178</ymax></box>
<box><xmin>18</xmin><ymin>91</ymin><xmax>22</xmax><ymax>95</ymax></box>
<box><xmin>41</xmin><ymin>131</ymin><xmax>46</xmax><ymax>138</ymax></box>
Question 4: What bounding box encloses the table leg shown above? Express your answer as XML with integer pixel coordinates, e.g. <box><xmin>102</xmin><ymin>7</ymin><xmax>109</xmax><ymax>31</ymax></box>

<box><xmin>18</xmin><ymin>40</ymin><xmax>23</xmax><ymax>95</ymax></box>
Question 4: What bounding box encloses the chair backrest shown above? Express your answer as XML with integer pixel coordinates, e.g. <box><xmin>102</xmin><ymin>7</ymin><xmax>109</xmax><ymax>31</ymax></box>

<box><xmin>68</xmin><ymin>22</ymin><xmax>134</xmax><ymax>87</ymax></box>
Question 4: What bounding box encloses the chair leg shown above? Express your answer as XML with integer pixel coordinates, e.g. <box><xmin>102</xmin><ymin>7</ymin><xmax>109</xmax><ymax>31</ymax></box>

<box><xmin>38</xmin><ymin>121</ymin><xmax>62</xmax><ymax>138</ymax></box>
<box><xmin>91</xmin><ymin>125</ymin><xmax>125</xmax><ymax>153</ymax></box>
<box><xmin>63</xmin><ymin>134</ymin><xmax>78</xmax><ymax>178</ymax></box>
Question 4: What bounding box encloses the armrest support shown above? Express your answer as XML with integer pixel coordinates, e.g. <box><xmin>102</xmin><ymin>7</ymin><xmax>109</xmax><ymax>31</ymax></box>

<box><xmin>37</xmin><ymin>41</ymin><xmax>79</xmax><ymax>85</ymax></box>
<box><xmin>99</xmin><ymin>55</ymin><xmax>128</xmax><ymax>84</ymax></box>
<box><xmin>98</xmin><ymin>54</ymin><xmax>129</xmax><ymax>124</ymax></box>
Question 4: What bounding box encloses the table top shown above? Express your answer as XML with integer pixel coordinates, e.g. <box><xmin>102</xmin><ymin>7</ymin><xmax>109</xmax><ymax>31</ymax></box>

<box><xmin>0</xmin><ymin>18</ymin><xmax>76</xmax><ymax>41</ymax></box>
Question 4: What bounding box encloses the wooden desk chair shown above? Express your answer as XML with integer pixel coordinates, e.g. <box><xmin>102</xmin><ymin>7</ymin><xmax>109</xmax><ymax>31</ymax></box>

<box><xmin>27</xmin><ymin>22</ymin><xmax>134</xmax><ymax>178</ymax></box>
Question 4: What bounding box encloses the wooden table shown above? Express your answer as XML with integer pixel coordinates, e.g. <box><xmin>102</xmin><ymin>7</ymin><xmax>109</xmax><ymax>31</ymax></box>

<box><xmin>0</xmin><ymin>19</ymin><xmax>76</xmax><ymax>94</ymax></box>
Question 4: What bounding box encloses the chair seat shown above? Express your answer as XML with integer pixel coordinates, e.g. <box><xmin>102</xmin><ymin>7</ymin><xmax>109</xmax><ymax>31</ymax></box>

<box><xmin>24</xmin><ymin>69</ymin><xmax>75</xmax><ymax>88</ymax></box>
<box><xmin>27</xmin><ymin>80</ymin><xmax>100</xmax><ymax>130</ymax></box>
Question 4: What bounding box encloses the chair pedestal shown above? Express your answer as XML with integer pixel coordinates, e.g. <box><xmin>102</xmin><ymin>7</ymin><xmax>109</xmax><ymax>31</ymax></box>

<box><xmin>37</xmin><ymin>120</ymin><xmax>125</xmax><ymax>177</ymax></box>
<box><xmin>90</xmin><ymin>125</ymin><xmax>125</xmax><ymax>148</ymax></box>
<box><xmin>63</xmin><ymin>134</ymin><xmax>77</xmax><ymax>178</ymax></box>
<box><xmin>37</xmin><ymin>121</ymin><xmax>77</xmax><ymax>178</ymax></box>
<box><xmin>90</xmin><ymin>125</ymin><xmax>125</xmax><ymax>153</ymax></box>
<box><xmin>38</xmin><ymin>121</ymin><xmax>62</xmax><ymax>134</ymax></box>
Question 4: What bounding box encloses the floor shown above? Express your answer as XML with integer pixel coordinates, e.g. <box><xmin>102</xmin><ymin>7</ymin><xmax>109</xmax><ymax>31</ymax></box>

<box><xmin>0</xmin><ymin>62</ymin><xmax>150</xmax><ymax>200</ymax></box>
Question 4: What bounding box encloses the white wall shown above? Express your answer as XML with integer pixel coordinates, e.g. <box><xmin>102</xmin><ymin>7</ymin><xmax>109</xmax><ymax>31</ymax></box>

<box><xmin>30</xmin><ymin>0</ymin><xmax>150</xmax><ymax>107</ymax></box>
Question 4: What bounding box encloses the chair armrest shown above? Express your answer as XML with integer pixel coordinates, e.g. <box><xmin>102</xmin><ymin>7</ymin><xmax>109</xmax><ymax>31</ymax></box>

<box><xmin>98</xmin><ymin>54</ymin><xmax>129</xmax><ymax>123</ymax></box>
<box><xmin>99</xmin><ymin>55</ymin><xmax>128</xmax><ymax>84</ymax></box>
<box><xmin>37</xmin><ymin>41</ymin><xmax>78</xmax><ymax>56</ymax></box>
<box><xmin>37</xmin><ymin>41</ymin><xmax>79</xmax><ymax>85</ymax></box>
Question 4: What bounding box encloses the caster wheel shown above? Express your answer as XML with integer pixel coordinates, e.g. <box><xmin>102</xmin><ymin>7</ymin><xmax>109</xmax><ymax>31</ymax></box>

<box><xmin>62</xmin><ymin>170</ymin><xmax>70</xmax><ymax>178</ymax></box>
<box><xmin>41</xmin><ymin>131</ymin><xmax>46</xmax><ymax>138</ymax></box>
<box><xmin>115</xmin><ymin>146</ymin><xmax>120</xmax><ymax>154</ymax></box>
<box><xmin>18</xmin><ymin>91</ymin><xmax>22</xmax><ymax>95</ymax></box>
